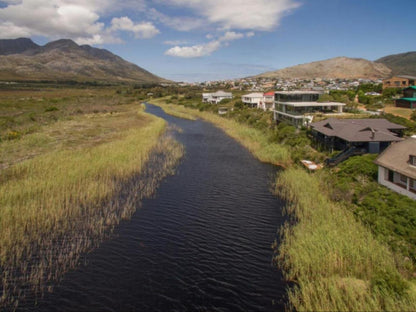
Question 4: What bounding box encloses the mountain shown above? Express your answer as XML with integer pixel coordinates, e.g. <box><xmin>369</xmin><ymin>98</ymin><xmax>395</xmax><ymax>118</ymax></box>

<box><xmin>375</xmin><ymin>52</ymin><xmax>416</xmax><ymax>77</ymax></box>
<box><xmin>0</xmin><ymin>38</ymin><xmax>39</xmax><ymax>55</ymax></box>
<box><xmin>256</xmin><ymin>57</ymin><xmax>392</xmax><ymax>80</ymax></box>
<box><xmin>0</xmin><ymin>38</ymin><xmax>168</xmax><ymax>84</ymax></box>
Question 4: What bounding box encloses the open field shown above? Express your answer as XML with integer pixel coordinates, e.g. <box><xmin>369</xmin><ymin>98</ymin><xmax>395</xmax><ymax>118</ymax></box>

<box><xmin>384</xmin><ymin>105</ymin><xmax>413</xmax><ymax>120</ymax></box>
<box><xmin>0</xmin><ymin>87</ymin><xmax>184</xmax><ymax>309</ymax></box>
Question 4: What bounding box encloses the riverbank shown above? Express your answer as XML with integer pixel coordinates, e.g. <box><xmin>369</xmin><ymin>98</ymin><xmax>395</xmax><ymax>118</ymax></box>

<box><xmin>0</xmin><ymin>89</ymin><xmax>184</xmax><ymax>310</ymax></box>
<box><xmin>150</xmin><ymin>99</ymin><xmax>416</xmax><ymax>311</ymax></box>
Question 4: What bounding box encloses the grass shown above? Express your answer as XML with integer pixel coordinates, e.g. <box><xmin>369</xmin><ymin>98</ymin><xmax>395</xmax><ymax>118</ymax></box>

<box><xmin>275</xmin><ymin>168</ymin><xmax>416</xmax><ymax>311</ymax></box>
<box><xmin>0</xmin><ymin>88</ymin><xmax>184</xmax><ymax>310</ymax></box>
<box><xmin>384</xmin><ymin>105</ymin><xmax>413</xmax><ymax>120</ymax></box>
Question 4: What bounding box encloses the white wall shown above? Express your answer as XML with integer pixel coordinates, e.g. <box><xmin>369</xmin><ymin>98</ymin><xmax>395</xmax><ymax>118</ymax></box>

<box><xmin>378</xmin><ymin>166</ymin><xmax>416</xmax><ymax>200</ymax></box>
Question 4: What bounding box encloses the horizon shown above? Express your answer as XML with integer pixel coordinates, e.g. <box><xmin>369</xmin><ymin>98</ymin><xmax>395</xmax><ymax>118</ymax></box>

<box><xmin>0</xmin><ymin>0</ymin><xmax>415</xmax><ymax>82</ymax></box>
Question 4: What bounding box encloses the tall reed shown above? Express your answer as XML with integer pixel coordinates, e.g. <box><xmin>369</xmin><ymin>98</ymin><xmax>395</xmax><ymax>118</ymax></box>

<box><xmin>0</xmin><ymin>109</ymin><xmax>184</xmax><ymax>309</ymax></box>
<box><xmin>275</xmin><ymin>168</ymin><xmax>416</xmax><ymax>311</ymax></box>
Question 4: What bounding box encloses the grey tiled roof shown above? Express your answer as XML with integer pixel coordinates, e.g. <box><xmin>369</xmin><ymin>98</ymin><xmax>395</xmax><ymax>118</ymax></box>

<box><xmin>310</xmin><ymin>118</ymin><xmax>405</xmax><ymax>143</ymax></box>
<box><xmin>375</xmin><ymin>138</ymin><xmax>416</xmax><ymax>179</ymax></box>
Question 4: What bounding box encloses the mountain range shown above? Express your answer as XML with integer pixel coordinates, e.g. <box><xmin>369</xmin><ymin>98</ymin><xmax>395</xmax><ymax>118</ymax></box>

<box><xmin>255</xmin><ymin>52</ymin><xmax>416</xmax><ymax>80</ymax></box>
<box><xmin>0</xmin><ymin>38</ymin><xmax>167</xmax><ymax>84</ymax></box>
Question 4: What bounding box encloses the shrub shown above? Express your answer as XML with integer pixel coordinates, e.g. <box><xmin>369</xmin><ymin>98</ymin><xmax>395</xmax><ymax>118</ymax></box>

<box><xmin>44</xmin><ymin>106</ymin><xmax>59</xmax><ymax>112</ymax></box>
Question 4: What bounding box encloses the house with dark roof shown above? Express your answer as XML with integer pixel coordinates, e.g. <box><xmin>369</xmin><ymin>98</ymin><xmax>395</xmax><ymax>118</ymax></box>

<box><xmin>374</xmin><ymin>137</ymin><xmax>416</xmax><ymax>200</ymax></box>
<box><xmin>310</xmin><ymin>118</ymin><xmax>405</xmax><ymax>154</ymax></box>
<box><xmin>395</xmin><ymin>86</ymin><xmax>416</xmax><ymax>109</ymax></box>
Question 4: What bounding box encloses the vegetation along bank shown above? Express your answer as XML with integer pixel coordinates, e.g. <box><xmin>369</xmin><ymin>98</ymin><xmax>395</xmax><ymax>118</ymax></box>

<box><xmin>150</xmin><ymin>92</ymin><xmax>416</xmax><ymax>311</ymax></box>
<box><xmin>0</xmin><ymin>86</ymin><xmax>184</xmax><ymax>310</ymax></box>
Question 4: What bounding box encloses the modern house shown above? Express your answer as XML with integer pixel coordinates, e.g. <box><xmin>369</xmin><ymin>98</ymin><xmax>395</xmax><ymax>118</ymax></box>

<box><xmin>202</xmin><ymin>91</ymin><xmax>233</xmax><ymax>104</ymax></box>
<box><xmin>395</xmin><ymin>86</ymin><xmax>416</xmax><ymax>109</ymax></box>
<box><xmin>310</xmin><ymin>118</ymin><xmax>405</xmax><ymax>153</ymax></box>
<box><xmin>241</xmin><ymin>92</ymin><xmax>264</xmax><ymax>108</ymax></box>
<box><xmin>273</xmin><ymin>91</ymin><xmax>345</xmax><ymax>127</ymax></box>
<box><xmin>374</xmin><ymin>137</ymin><xmax>416</xmax><ymax>200</ymax></box>
<box><xmin>383</xmin><ymin>75</ymin><xmax>416</xmax><ymax>89</ymax></box>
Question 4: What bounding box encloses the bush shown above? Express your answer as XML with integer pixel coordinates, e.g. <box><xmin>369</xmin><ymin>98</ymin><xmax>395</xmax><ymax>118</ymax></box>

<box><xmin>45</xmin><ymin>106</ymin><xmax>59</xmax><ymax>112</ymax></box>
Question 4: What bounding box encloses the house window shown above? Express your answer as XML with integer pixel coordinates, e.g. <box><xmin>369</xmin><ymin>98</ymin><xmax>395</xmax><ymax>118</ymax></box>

<box><xmin>409</xmin><ymin>155</ymin><xmax>416</xmax><ymax>166</ymax></box>
<box><xmin>400</xmin><ymin>174</ymin><xmax>407</xmax><ymax>185</ymax></box>
<box><xmin>388</xmin><ymin>169</ymin><xmax>394</xmax><ymax>182</ymax></box>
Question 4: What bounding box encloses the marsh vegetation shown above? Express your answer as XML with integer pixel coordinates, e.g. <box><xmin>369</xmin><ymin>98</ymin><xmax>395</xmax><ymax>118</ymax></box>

<box><xmin>0</xmin><ymin>85</ymin><xmax>183</xmax><ymax>310</ymax></box>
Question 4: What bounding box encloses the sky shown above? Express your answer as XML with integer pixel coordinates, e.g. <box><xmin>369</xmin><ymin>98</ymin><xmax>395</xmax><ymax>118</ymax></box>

<box><xmin>0</xmin><ymin>0</ymin><xmax>415</xmax><ymax>82</ymax></box>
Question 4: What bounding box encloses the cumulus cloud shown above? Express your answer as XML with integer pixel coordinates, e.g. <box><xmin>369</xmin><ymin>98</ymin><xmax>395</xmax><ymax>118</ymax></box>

<box><xmin>165</xmin><ymin>40</ymin><xmax>221</xmax><ymax>58</ymax></box>
<box><xmin>163</xmin><ymin>0</ymin><xmax>300</xmax><ymax>31</ymax></box>
<box><xmin>111</xmin><ymin>16</ymin><xmax>159</xmax><ymax>39</ymax></box>
<box><xmin>0</xmin><ymin>0</ymin><xmax>156</xmax><ymax>44</ymax></box>
<box><xmin>165</xmin><ymin>31</ymin><xmax>253</xmax><ymax>58</ymax></box>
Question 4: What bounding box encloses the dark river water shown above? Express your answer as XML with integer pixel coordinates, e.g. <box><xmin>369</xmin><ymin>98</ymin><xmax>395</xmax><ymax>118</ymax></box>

<box><xmin>25</xmin><ymin>104</ymin><xmax>287</xmax><ymax>311</ymax></box>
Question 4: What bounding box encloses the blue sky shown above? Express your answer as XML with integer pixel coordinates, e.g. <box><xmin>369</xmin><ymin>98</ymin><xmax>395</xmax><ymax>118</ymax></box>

<box><xmin>0</xmin><ymin>0</ymin><xmax>415</xmax><ymax>82</ymax></box>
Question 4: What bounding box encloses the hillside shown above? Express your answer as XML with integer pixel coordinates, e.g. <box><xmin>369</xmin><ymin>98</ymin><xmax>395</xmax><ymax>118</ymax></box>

<box><xmin>256</xmin><ymin>57</ymin><xmax>392</xmax><ymax>80</ymax></box>
<box><xmin>0</xmin><ymin>38</ymin><xmax>168</xmax><ymax>84</ymax></box>
<box><xmin>375</xmin><ymin>51</ymin><xmax>416</xmax><ymax>76</ymax></box>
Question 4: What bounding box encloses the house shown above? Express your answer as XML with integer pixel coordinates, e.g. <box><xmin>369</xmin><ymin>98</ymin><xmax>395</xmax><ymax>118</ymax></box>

<box><xmin>374</xmin><ymin>137</ymin><xmax>416</xmax><ymax>200</ymax></box>
<box><xmin>202</xmin><ymin>91</ymin><xmax>233</xmax><ymax>104</ymax></box>
<box><xmin>241</xmin><ymin>92</ymin><xmax>264</xmax><ymax>108</ymax></box>
<box><xmin>383</xmin><ymin>75</ymin><xmax>416</xmax><ymax>89</ymax></box>
<box><xmin>310</xmin><ymin>118</ymin><xmax>405</xmax><ymax>153</ymax></box>
<box><xmin>273</xmin><ymin>91</ymin><xmax>345</xmax><ymax>127</ymax></box>
<box><xmin>260</xmin><ymin>92</ymin><xmax>275</xmax><ymax>111</ymax></box>
<box><xmin>395</xmin><ymin>86</ymin><xmax>416</xmax><ymax>109</ymax></box>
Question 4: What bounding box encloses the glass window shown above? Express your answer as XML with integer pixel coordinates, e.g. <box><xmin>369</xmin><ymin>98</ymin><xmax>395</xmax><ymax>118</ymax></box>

<box><xmin>400</xmin><ymin>174</ymin><xmax>407</xmax><ymax>184</ymax></box>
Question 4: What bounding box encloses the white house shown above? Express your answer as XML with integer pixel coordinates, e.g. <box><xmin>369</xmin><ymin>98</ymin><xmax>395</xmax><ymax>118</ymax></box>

<box><xmin>241</xmin><ymin>92</ymin><xmax>264</xmax><ymax>108</ymax></box>
<box><xmin>241</xmin><ymin>92</ymin><xmax>275</xmax><ymax>111</ymax></box>
<box><xmin>374</xmin><ymin>137</ymin><xmax>416</xmax><ymax>200</ymax></box>
<box><xmin>202</xmin><ymin>91</ymin><xmax>233</xmax><ymax>104</ymax></box>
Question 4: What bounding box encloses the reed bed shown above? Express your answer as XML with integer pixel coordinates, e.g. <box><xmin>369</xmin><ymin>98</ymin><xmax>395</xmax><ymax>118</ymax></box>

<box><xmin>0</xmin><ymin>108</ymin><xmax>184</xmax><ymax>310</ymax></box>
<box><xmin>275</xmin><ymin>168</ymin><xmax>416</xmax><ymax>311</ymax></box>
<box><xmin>151</xmin><ymin>101</ymin><xmax>291</xmax><ymax>167</ymax></box>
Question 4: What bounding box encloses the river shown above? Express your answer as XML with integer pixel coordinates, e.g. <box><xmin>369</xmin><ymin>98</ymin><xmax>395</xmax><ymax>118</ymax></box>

<box><xmin>25</xmin><ymin>104</ymin><xmax>287</xmax><ymax>311</ymax></box>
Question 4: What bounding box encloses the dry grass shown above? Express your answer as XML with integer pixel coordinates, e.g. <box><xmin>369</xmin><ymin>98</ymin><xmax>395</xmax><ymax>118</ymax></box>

<box><xmin>384</xmin><ymin>105</ymin><xmax>413</xmax><ymax>120</ymax></box>
<box><xmin>0</xmin><ymin>90</ymin><xmax>184</xmax><ymax>310</ymax></box>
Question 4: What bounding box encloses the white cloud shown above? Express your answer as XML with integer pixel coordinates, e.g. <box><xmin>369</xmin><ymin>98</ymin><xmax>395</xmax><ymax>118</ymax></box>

<box><xmin>165</xmin><ymin>31</ymin><xmax>254</xmax><ymax>58</ymax></box>
<box><xmin>162</xmin><ymin>0</ymin><xmax>300</xmax><ymax>31</ymax></box>
<box><xmin>0</xmin><ymin>0</ymin><xmax>154</xmax><ymax>44</ymax></box>
<box><xmin>111</xmin><ymin>17</ymin><xmax>159</xmax><ymax>39</ymax></box>
<box><xmin>165</xmin><ymin>40</ymin><xmax>221</xmax><ymax>58</ymax></box>
<box><xmin>148</xmin><ymin>8</ymin><xmax>204</xmax><ymax>32</ymax></box>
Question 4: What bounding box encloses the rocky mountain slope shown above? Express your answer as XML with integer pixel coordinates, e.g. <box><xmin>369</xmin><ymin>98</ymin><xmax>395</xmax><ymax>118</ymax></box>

<box><xmin>375</xmin><ymin>51</ymin><xmax>416</xmax><ymax>77</ymax></box>
<box><xmin>0</xmin><ymin>38</ymin><xmax>168</xmax><ymax>84</ymax></box>
<box><xmin>256</xmin><ymin>57</ymin><xmax>392</xmax><ymax>80</ymax></box>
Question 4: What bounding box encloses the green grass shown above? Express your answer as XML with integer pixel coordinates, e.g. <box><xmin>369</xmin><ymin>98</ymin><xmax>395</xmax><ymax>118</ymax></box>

<box><xmin>0</xmin><ymin>89</ymin><xmax>184</xmax><ymax>309</ymax></box>
<box><xmin>275</xmin><ymin>168</ymin><xmax>416</xmax><ymax>311</ymax></box>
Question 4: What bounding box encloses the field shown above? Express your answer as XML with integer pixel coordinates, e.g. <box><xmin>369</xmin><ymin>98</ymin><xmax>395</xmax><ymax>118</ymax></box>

<box><xmin>384</xmin><ymin>105</ymin><xmax>413</xmax><ymax>120</ymax></box>
<box><xmin>0</xmin><ymin>85</ymin><xmax>184</xmax><ymax>309</ymax></box>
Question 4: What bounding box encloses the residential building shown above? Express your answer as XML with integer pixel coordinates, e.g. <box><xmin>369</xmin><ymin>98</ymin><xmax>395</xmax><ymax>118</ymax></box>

<box><xmin>273</xmin><ymin>91</ymin><xmax>345</xmax><ymax>127</ymax></box>
<box><xmin>383</xmin><ymin>75</ymin><xmax>416</xmax><ymax>89</ymax></box>
<box><xmin>395</xmin><ymin>86</ymin><xmax>416</xmax><ymax>109</ymax></box>
<box><xmin>374</xmin><ymin>137</ymin><xmax>416</xmax><ymax>200</ymax></box>
<box><xmin>260</xmin><ymin>92</ymin><xmax>275</xmax><ymax>111</ymax></box>
<box><xmin>241</xmin><ymin>92</ymin><xmax>264</xmax><ymax>108</ymax></box>
<box><xmin>310</xmin><ymin>118</ymin><xmax>405</xmax><ymax>153</ymax></box>
<box><xmin>202</xmin><ymin>91</ymin><xmax>233</xmax><ymax>104</ymax></box>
